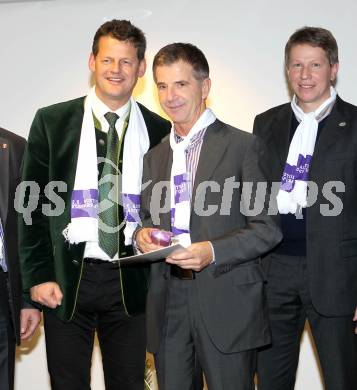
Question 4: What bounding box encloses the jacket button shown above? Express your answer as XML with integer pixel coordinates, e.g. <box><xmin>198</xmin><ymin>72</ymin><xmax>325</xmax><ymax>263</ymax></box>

<box><xmin>72</xmin><ymin>259</ymin><xmax>79</xmax><ymax>265</ymax></box>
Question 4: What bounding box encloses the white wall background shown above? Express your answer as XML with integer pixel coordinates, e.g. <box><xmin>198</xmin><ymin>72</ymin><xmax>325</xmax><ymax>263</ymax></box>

<box><xmin>0</xmin><ymin>0</ymin><xmax>356</xmax><ymax>388</ymax></box>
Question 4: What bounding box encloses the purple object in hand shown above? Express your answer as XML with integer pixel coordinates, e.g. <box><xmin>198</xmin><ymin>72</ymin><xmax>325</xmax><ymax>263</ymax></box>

<box><xmin>150</xmin><ymin>230</ymin><xmax>173</xmax><ymax>247</ymax></box>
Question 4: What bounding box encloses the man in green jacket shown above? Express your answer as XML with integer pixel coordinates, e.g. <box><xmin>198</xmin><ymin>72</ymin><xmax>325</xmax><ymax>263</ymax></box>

<box><xmin>19</xmin><ymin>19</ymin><xmax>169</xmax><ymax>390</ymax></box>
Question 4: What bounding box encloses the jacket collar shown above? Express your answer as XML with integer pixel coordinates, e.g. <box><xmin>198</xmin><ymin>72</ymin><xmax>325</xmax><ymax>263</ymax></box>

<box><xmin>0</xmin><ymin>137</ymin><xmax>9</xmax><ymax>225</ymax></box>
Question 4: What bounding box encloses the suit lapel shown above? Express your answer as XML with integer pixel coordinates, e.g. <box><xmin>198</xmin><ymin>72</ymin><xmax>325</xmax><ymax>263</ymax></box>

<box><xmin>270</xmin><ymin>105</ymin><xmax>292</xmax><ymax>171</ymax></box>
<box><xmin>55</xmin><ymin>99</ymin><xmax>85</xmax><ymax>257</ymax></box>
<box><xmin>313</xmin><ymin>96</ymin><xmax>348</xmax><ymax>161</ymax></box>
<box><xmin>0</xmin><ymin>138</ymin><xmax>9</xmax><ymax>225</ymax></box>
<box><xmin>54</xmin><ymin>98</ymin><xmax>85</xmax><ymax>224</ymax></box>
<box><xmin>64</xmin><ymin>100</ymin><xmax>85</xmax><ymax>196</ymax></box>
<box><xmin>191</xmin><ymin>120</ymin><xmax>228</xmax><ymax>212</ymax></box>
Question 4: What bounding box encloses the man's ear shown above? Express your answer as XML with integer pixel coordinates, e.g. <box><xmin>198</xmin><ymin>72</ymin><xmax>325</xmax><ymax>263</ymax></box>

<box><xmin>330</xmin><ymin>62</ymin><xmax>339</xmax><ymax>83</ymax></box>
<box><xmin>202</xmin><ymin>78</ymin><xmax>211</xmax><ymax>100</ymax></box>
<box><xmin>138</xmin><ymin>58</ymin><xmax>147</xmax><ymax>78</ymax></box>
<box><xmin>88</xmin><ymin>53</ymin><xmax>95</xmax><ymax>72</ymax></box>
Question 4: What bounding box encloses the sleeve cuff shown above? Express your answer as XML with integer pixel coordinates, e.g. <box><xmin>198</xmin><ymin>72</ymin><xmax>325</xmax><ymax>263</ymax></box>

<box><xmin>208</xmin><ymin>241</ymin><xmax>216</xmax><ymax>264</ymax></box>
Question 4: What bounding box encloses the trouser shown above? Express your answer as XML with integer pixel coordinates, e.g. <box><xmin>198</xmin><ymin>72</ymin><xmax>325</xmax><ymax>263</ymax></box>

<box><xmin>0</xmin><ymin>270</ymin><xmax>15</xmax><ymax>390</ymax></box>
<box><xmin>44</xmin><ymin>261</ymin><xmax>146</xmax><ymax>390</ymax></box>
<box><xmin>257</xmin><ymin>253</ymin><xmax>357</xmax><ymax>390</ymax></box>
<box><xmin>155</xmin><ymin>277</ymin><xmax>256</xmax><ymax>390</ymax></box>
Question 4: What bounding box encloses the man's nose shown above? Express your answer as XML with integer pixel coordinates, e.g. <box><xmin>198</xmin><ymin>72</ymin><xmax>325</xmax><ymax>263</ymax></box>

<box><xmin>300</xmin><ymin>65</ymin><xmax>311</xmax><ymax>79</ymax></box>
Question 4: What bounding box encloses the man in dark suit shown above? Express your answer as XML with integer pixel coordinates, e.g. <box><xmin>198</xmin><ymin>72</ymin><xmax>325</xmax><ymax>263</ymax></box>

<box><xmin>253</xmin><ymin>27</ymin><xmax>357</xmax><ymax>390</ymax></box>
<box><xmin>136</xmin><ymin>43</ymin><xmax>282</xmax><ymax>390</ymax></box>
<box><xmin>0</xmin><ymin>127</ymin><xmax>41</xmax><ymax>390</ymax></box>
<box><xmin>18</xmin><ymin>20</ymin><xmax>170</xmax><ymax>389</ymax></box>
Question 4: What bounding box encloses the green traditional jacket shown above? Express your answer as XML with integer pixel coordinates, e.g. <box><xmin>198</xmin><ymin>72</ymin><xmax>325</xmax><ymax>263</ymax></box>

<box><xmin>19</xmin><ymin>96</ymin><xmax>170</xmax><ymax>321</ymax></box>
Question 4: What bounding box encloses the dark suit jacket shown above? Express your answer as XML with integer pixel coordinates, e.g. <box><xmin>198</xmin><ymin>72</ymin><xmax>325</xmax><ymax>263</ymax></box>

<box><xmin>0</xmin><ymin>127</ymin><xmax>26</xmax><ymax>344</ymax></box>
<box><xmin>140</xmin><ymin>119</ymin><xmax>282</xmax><ymax>354</ymax></box>
<box><xmin>253</xmin><ymin>96</ymin><xmax>357</xmax><ymax>317</ymax></box>
<box><xmin>19</xmin><ymin>97</ymin><xmax>170</xmax><ymax>321</ymax></box>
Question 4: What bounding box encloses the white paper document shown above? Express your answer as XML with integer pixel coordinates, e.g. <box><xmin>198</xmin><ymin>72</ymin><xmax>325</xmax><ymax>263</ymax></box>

<box><xmin>114</xmin><ymin>244</ymin><xmax>186</xmax><ymax>264</ymax></box>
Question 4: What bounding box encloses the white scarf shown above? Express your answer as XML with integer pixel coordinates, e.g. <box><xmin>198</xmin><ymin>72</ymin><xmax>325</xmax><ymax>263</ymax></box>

<box><xmin>169</xmin><ymin>108</ymin><xmax>216</xmax><ymax>246</ymax></box>
<box><xmin>63</xmin><ymin>87</ymin><xmax>149</xmax><ymax>247</ymax></box>
<box><xmin>0</xmin><ymin>218</ymin><xmax>6</xmax><ymax>271</ymax></box>
<box><xmin>277</xmin><ymin>86</ymin><xmax>337</xmax><ymax>214</ymax></box>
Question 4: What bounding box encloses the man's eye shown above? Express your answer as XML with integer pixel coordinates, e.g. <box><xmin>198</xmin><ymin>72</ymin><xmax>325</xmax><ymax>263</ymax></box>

<box><xmin>311</xmin><ymin>63</ymin><xmax>321</xmax><ymax>68</ymax></box>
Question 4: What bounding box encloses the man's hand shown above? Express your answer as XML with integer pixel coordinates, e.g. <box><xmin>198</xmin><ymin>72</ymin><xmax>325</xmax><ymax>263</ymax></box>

<box><xmin>136</xmin><ymin>228</ymin><xmax>163</xmax><ymax>253</ymax></box>
<box><xmin>166</xmin><ymin>241</ymin><xmax>213</xmax><ymax>272</ymax></box>
<box><xmin>20</xmin><ymin>308</ymin><xmax>41</xmax><ymax>340</ymax></box>
<box><xmin>30</xmin><ymin>282</ymin><xmax>63</xmax><ymax>309</ymax></box>
<box><xmin>353</xmin><ymin>307</ymin><xmax>357</xmax><ymax>335</ymax></box>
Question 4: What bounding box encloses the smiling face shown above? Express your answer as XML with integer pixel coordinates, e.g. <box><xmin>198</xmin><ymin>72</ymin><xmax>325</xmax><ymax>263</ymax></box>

<box><xmin>89</xmin><ymin>35</ymin><xmax>146</xmax><ymax>110</ymax></box>
<box><xmin>154</xmin><ymin>60</ymin><xmax>211</xmax><ymax>136</ymax></box>
<box><xmin>287</xmin><ymin>44</ymin><xmax>339</xmax><ymax>113</ymax></box>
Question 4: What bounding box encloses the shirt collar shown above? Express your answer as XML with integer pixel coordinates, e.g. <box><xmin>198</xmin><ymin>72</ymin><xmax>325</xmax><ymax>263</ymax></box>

<box><xmin>174</xmin><ymin>128</ymin><xmax>206</xmax><ymax>146</ymax></box>
<box><xmin>91</xmin><ymin>88</ymin><xmax>131</xmax><ymax>123</ymax></box>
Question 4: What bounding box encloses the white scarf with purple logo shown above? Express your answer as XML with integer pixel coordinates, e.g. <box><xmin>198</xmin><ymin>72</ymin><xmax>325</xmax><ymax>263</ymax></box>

<box><xmin>63</xmin><ymin>87</ymin><xmax>149</xmax><ymax>247</ymax></box>
<box><xmin>169</xmin><ymin>108</ymin><xmax>216</xmax><ymax>247</ymax></box>
<box><xmin>0</xmin><ymin>218</ymin><xmax>6</xmax><ymax>272</ymax></box>
<box><xmin>277</xmin><ymin>87</ymin><xmax>337</xmax><ymax>214</ymax></box>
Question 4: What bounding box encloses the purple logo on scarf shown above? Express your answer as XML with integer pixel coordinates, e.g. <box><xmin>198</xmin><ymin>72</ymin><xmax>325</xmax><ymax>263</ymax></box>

<box><xmin>122</xmin><ymin>193</ymin><xmax>141</xmax><ymax>223</ymax></box>
<box><xmin>174</xmin><ymin>173</ymin><xmax>189</xmax><ymax>204</ymax></box>
<box><xmin>71</xmin><ymin>189</ymin><xmax>98</xmax><ymax>218</ymax></box>
<box><xmin>281</xmin><ymin>154</ymin><xmax>312</xmax><ymax>192</ymax></box>
<box><xmin>170</xmin><ymin>208</ymin><xmax>190</xmax><ymax>235</ymax></box>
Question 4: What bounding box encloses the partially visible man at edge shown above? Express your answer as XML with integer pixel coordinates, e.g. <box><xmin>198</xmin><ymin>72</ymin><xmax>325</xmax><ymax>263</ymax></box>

<box><xmin>0</xmin><ymin>127</ymin><xmax>40</xmax><ymax>390</ymax></box>
<box><xmin>253</xmin><ymin>26</ymin><xmax>357</xmax><ymax>390</ymax></box>
<box><xmin>18</xmin><ymin>20</ymin><xmax>170</xmax><ymax>390</ymax></box>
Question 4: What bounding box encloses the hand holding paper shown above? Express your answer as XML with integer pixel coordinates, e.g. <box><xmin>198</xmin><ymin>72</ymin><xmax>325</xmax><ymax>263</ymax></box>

<box><xmin>166</xmin><ymin>241</ymin><xmax>213</xmax><ymax>271</ymax></box>
<box><xmin>136</xmin><ymin>228</ymin><xmax>175</xmax><ymax>253</ymax></box>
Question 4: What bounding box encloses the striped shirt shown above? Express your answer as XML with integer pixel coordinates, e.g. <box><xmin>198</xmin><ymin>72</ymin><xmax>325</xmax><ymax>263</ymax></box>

<box><xmin>174</xmin><ymin>127</ymin><xmax>215</xmax><ymax>261</ymax></box>
<box><xmin>0</xmin><ymin>218</ymin><xmax>7</xmax><ymax>272</ymax></box>
<box><xmin>174</xmin><ymin>127</ymin><xmax>207</xmax><ymax>199</ymax></box>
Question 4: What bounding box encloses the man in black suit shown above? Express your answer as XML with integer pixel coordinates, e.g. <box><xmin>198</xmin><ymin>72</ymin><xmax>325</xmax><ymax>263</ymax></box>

<box><xmin>0</xmin><ymin>127</ymin><xmax>41</xmax><ymax>390</ymax></box>
<box><xmin>253</xmin><ymin>27</ymin><xmax>357</xmax><ymax>390</ymax></box>
<box><xmin>19</xmin><ymin>20</ymin><xmax>170</xmax><ymax>390</ymax></box>
<box><xmin>136</xmin><ymin>43</ymin><xmax>282</xmax><ymax>390</ymax></box>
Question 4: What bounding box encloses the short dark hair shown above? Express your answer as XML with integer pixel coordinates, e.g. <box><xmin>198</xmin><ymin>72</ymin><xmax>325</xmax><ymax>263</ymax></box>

<box><xmin>153</xmin><ymin>43</ymin><xmax>209</xmax><ymax>81</ymax></box>
<box><xmin>92</xmin><ymin>19</ymin><xmax>146</xmax><ymax>61</ymax></box>
<box><xmin>285</xmin><ymin>26</ymin><xmax>339</xmax><ymax>66</ymax></box>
